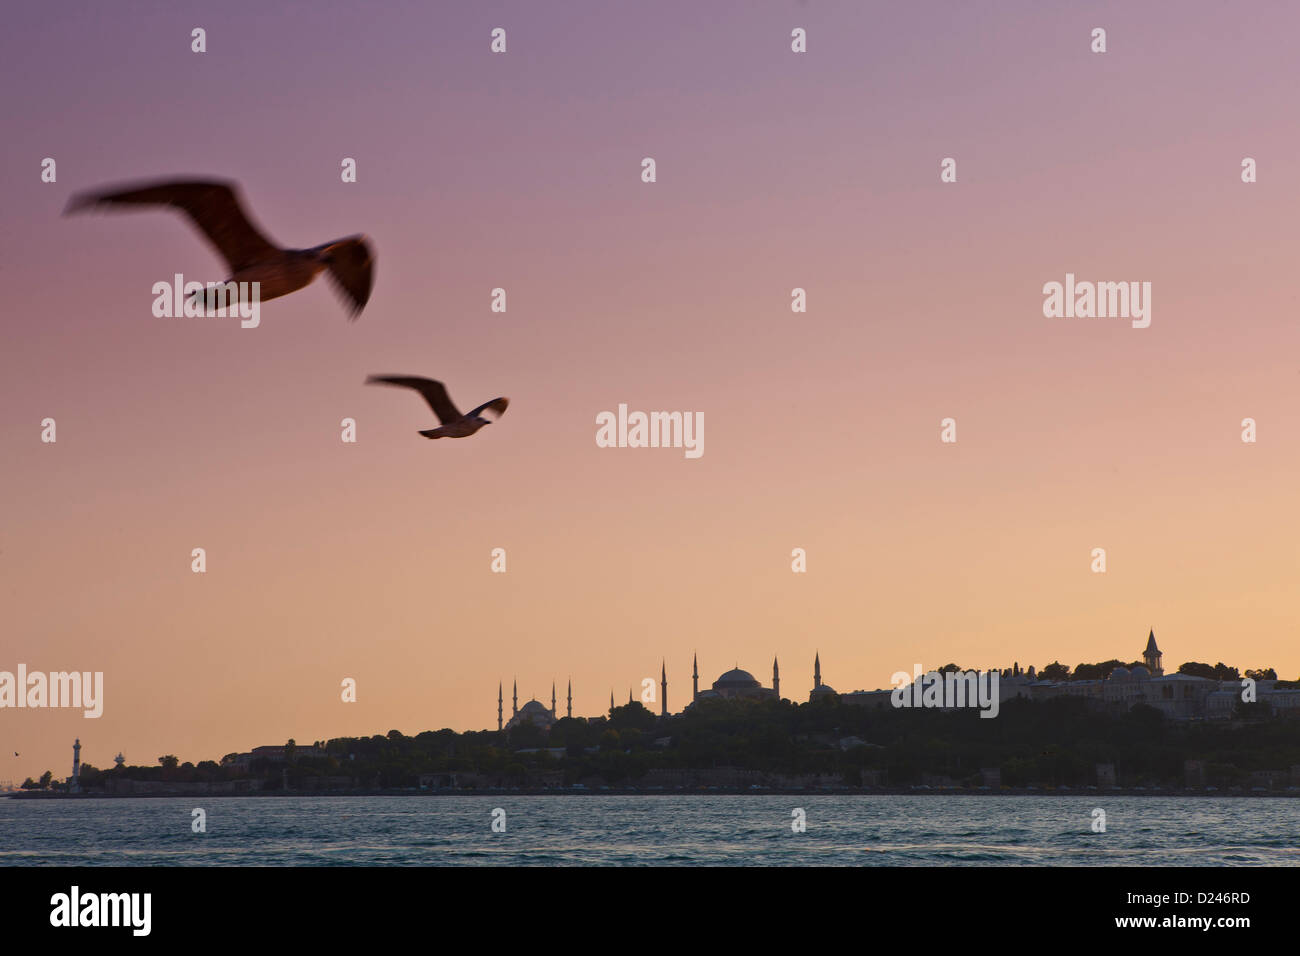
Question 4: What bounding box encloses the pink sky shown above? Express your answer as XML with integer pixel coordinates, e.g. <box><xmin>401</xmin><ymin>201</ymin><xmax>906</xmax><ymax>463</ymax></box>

<box><xmin>2</xmin><ymin>1</ymin><xmax>1298</xmax><ymax>781</ymax></box>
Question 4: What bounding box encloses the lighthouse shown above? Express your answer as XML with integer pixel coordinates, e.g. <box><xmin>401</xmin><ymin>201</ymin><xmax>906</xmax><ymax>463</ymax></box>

<box><xmin>70</xmin><ymin>738</ymin><xmax>81</xmax><ymax>794</ymax></box>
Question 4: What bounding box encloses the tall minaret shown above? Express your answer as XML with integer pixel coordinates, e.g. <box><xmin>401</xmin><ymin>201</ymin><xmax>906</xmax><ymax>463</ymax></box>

<box><xmin>660</xmin><ymin>660</ymin><xmax>668</xmax><ymax>716</ymax></box>
<box><xmin>814</xmin><ymin>651</ymin><xmax>822</xmax><ymax>690</ymax></box>
<box><xmin>692</xmin><ymin>652</ymin><xmax>699</xmax><ymax>703</ymax></box>
<box><xmin>512</xmin><ymin>679</ymin><xmax>518</xmax><ymax>718</ymax></box>
<box><xmin>551</xmin><ymin>681</ymin><xmax>557</xmax><ymax>719</ymax></box>
<box><xmin>567</xmin><ymin>678</ymin><xmax>572</xmax><ymax>719</ymax></box>
<box><xmin>773</xmin><ymin>656</ymin><xmax>780</xmax><ymax>699</ymax></box>
<box><xmin>71</xmin><ymin>738</ymin><xmax>81</xmax><ymax>794</ymax></box>
<box><xmin>628</xmin><ymin>687</ymin><xmax>633</xmax><ymax>705</ymax></box>
<box><xmin>497</xmin><ymin>682</ymin><xmax>503</xmax><ymax>731</ymax></box>
<box><xmin>610</xmin><ymin>689</ymin><xmax>615</xmax><ymax>713</ymax></box>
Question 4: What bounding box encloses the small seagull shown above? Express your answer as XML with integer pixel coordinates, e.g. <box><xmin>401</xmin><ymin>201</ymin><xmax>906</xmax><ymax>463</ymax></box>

<box><xmin>366</xmin><ymin>375</ymin><xmax>508</xmax><ymax>439</ymax></box>
<box><xmin>65</xmin><ymin>177</ymin><xmax>375</xmax><ymax>318</ymax></box>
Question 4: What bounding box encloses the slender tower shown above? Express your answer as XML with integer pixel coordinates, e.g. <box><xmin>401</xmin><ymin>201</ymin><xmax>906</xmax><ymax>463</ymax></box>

<box><xmin>814</xmin><ymin>651</ymin><xmax>822</xmax><ymax>690</ymax></box>
<box><xmin>692</xmin><ymin>652</ymin><xmax>699</xmax><ymax>703</ymax></box>
<box><xmin>567</xmin><ymin>678</ymin><xmax>572</xmax><ymax>719</ymax></box>
<box><xmin>773</xmin><ymin>656</ymin><xmax>780</xmax><ymax>699</ymax></box>
<box><xmin>1144</xmin><ymin>629</ymin><xmax>1163</xmax><ymax>676</ymax></box>
<box><xmin>661</xmin><ymin>660</ymin><xmax>668</xmax><ymax>716</ymax></box>
<box><xmin>512</xmin><ymin>679</ymin><xmax>518</xmax><ymax>718</ymax></box>
<box><xmin>71</xmin><ymin>738</ymin><xmax>81</xmax><ymax>794</ymax></box>
<box><xmin>497</xmin><ymin>682</ymin><xmax>503</xmax><ymax>731</ymax></box>
<box><xmin>551</xmin><ymin>681</ymin><xmax>557</xmax><ymax>719</ymax></box>
<box><xmin>628</xmin><ymin>687</ymin><xmax>633</xmax><ymax>705</ymax></box>
<box><xmin>610</xmin><ymin>689</ymin><xmax>615</xmax><ymax>713</ymax></box>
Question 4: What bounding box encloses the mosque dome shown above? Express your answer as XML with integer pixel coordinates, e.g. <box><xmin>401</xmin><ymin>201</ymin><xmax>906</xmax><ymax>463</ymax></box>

<box><xmin>506</xmin><ymin>699</ymin><xmax>555</xmax><ymax>730</ymax></box>
<box><xmin>714</xmin><ymin>668</ymin><xmax>760</xmax><ymax>690</ymax></box>
<box><xmin>1131</xmin><ymin>665</ymin><xmax>1150</xmax><ymax>679</ymax></box>
<box><xmin>1110</xmin><ymin>666</ymin><xmax>1131</xmax><ymax>680</ymax></box>
<box><xmin>810</xmin><ymin>683</ymin><xmax>837</xmax><ymax>698</ymax></box>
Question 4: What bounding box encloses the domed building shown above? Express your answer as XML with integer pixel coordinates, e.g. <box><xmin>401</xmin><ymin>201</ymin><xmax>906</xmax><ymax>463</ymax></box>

<box><xmin>498</xmin><ymin>679</ymin><xmax>567</xmax><ymax>731</ymax></box>
<box><xmin>509</xmin><ymin>699</ymin><xmax>556</xmax><ymax>731</ymax></box>
<box><xmin>689</xmin><ymin>654</ymin><xmax>781</xmax><ymax>704</ymax></box>
<box><xmin>1103</xmin><ymin>630</ymin><xmax>1176</xmax><ymax>707</ymax></box>
<box><xmin>809</xmin><ymin>651</ymin><xmax>837</xmax><ymax>701</ymax></box>
<box><xmin>714</xmin><ymin>668</ymin><xmax>761</xmax><ymax>693</ymax></box>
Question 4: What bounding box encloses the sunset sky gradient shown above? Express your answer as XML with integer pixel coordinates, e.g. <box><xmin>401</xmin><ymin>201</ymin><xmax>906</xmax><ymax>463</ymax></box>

<box><xmin>3</xmin><ymin>1</ymin><xmax>1298</xmax><ymax>780</ymax></box>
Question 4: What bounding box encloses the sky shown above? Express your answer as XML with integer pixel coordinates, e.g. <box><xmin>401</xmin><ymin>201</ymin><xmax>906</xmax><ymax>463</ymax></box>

<box><xmin>2</xmin><ymin>1</ymin><xmax>1298</xmax><ymax>782</ymax></box>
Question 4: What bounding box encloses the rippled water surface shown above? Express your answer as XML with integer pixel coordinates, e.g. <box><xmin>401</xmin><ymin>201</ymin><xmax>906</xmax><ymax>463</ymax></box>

<box><xmin>2</xmin><ymin>795</ymin><xmax>1297</xmax><ymax>865</ymax></box>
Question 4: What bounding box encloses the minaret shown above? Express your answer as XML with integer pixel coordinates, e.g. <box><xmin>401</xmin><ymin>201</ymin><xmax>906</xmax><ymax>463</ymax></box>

<box><xmin>567</xmin><ymin>678</ymin><xmax>572</xmax><ymax>719</ymax></box>
<box><xmin>71</xmin><ymin>738</ymin><xmax>81</xmax><ymax>794</ymax></box>
<box><xmin>628</xmin><ymin>687</ymin><xmax>633</xmax><ymax>705</ymax></box>
<box><xmin>692</xmin><ymin>652</ymin><xmax>699</xmax><ymax>703</ymax></box>
<box><xmin>610</xmin><ymin>689</ymin><xmax>615</xmax><ymax>713</ymax></box>
<box><xmin>512</xmin><ymin>679</ymin><xmax>518</xmax><ymax>718</ymax></box>
<box><xmin>661</xmin><ymin>660</ymin><xmax>668</xmax><ymax>716</ymax></box>
<box><xmin>551</xmin><ymin>681</ymin><xmax>557</xmax><ymax>719</ymax></box>
<box><xmin>497</xmin><ymin>682</ymin><xmax>503</xmax><ymax>731</ymax></box>
<box><xmin>773</xmin><ymin>656</ymin><xmax>780</xmax><ymax>699</ymax></box>
<box><xmin>814</xmin><ymin>651</ymin><xmax>822</xmax><ymax>690</ymax></box>
<box><xmin>1144</xmin><ymin>629</ymin><xmax>1163</xmax><ymax>676</ymax></box>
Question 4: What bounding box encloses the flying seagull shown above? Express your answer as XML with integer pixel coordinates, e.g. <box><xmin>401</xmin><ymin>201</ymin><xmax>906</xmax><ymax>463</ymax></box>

<box><xmin>65</xmin><ymin>178</ymin><xmax>375</xmax><ymax>318</ymax></box>
<box><xmin>366</xmin><ymin>375</ymin><xmax>508</xmax><ymax>439</ymax></box>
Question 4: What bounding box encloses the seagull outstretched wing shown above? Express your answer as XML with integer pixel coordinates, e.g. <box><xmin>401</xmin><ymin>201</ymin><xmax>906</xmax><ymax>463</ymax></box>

<box><xmin>65</xmin><ymin>178</ymin><xmax>280</xmax><ymax>273</ymax></box>
<box><xmin>366</xmin><ymin>375</ymin><xmax>462</xmax><ymax>423</ymax></box>
<box><xmin>467</xmin><ymin>397</ymin><xmax>509</xmax><ymax>420</ymax></box>
<box><xmin>323</xmin><ymin>236</ymin><xmax>375</xmax><ymax>319</ymax></box>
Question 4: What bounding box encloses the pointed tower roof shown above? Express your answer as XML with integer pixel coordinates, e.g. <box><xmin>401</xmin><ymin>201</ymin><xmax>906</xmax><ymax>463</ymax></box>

<box><xmin>1145</xmin><ymin>629</ymin><xmax>1159</xmax><ymax>654</ymax></box>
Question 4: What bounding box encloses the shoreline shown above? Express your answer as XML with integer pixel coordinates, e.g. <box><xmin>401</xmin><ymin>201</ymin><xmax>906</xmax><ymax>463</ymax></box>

<box><xmin>6</xmin><ymin>787</ymin><xmax>1298</xmax><ymax>800</ymax></box>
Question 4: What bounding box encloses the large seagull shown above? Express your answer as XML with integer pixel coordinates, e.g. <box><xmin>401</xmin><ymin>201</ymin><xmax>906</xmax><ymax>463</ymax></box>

<box><xmin>65</xmin><ymin>177</ymin><xmax>375</xmax><ymax>318</ymax></box>
<box><xmin>366</xmin><ymin>376</ymin><xmax>509</xmax><ymax>439</ymax></box>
